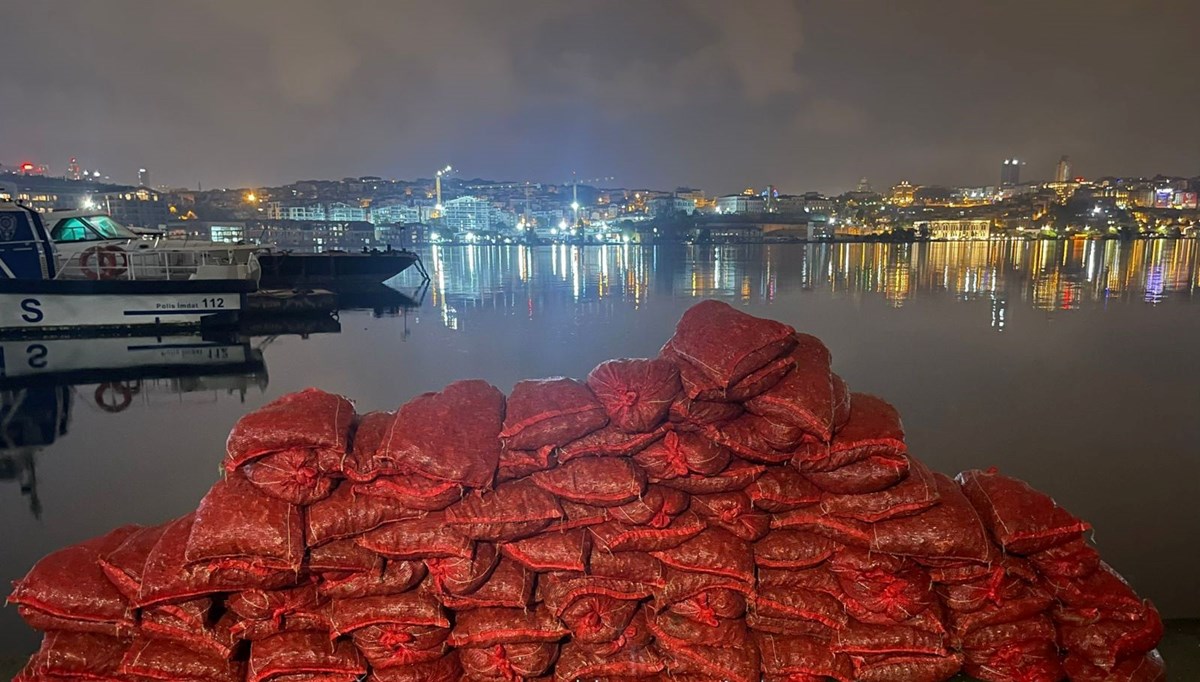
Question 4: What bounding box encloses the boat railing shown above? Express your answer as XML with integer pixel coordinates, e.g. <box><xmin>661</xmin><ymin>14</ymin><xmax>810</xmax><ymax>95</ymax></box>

<box><xmin>50</xmin><ymin>243</ymin><xmax>261</xmax><ymax>282</ymax></box>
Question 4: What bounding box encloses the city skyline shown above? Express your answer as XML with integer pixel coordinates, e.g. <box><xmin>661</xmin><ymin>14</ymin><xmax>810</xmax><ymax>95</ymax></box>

<box><xmin>2</xmin><ymin>1</ymin><xmax>1199</xmax><ymax>192</ymax></box>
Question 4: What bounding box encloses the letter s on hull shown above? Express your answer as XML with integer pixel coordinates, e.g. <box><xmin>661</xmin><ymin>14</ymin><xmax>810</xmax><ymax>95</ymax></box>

<box><xmin>20</xmin><ymin>298</ymin><xmax>43</xmax><ymax>323</ymax></box>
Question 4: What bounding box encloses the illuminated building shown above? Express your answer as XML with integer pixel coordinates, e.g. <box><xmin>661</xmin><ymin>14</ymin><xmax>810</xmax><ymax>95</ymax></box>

<box><xmin>102</xmin><ymin>188</ymin><xmax>170</xmax><ymax>229</ymax></box>
<box><xmin>1001</xmin><ymin>158</ymin><xmax>1023</xmax><ymax>186</ymax></box>
<box><xmin>889</xmin><ymin>181</ymin><xmax>915</xmax><ymax>206</ymax></box>
<box><xmin>1054</xmin><ymin>156</ymin><xmax>1071</xmax><ymax>183</ymax></box>
<box><xmin>138</xmin><ymin>167</ymin><xmax>151</xmax><ymax>188</ymax></box>
<box><xmin>439</xmin><ymin>196</ymin><xmax>516</xmax><ymax>233</ymax></box>
<box><xmin>714</xmin><ymin>194</ymin><xmax>765</xmax><ymax>214</ymax></box>
<box><xmin>370</xmin><ymin>202</ymin><xmax>433</xmax><ymax>225</ymax></box>
<box><xmin>326</xmin><ymin>202</ymin><xmax>368</xmax><ymax>222</ymax></box>
<box><xmin>913</xmin><ymin>218</ymin><xmax>992</xmax><ymax>240</ymax></box>
<box><xmin>267</xmin><ymin>203</ymin><xmax>327</xmax><ymax>221</ymax></box>
<box><xmin>68</xmin><ymin>158</ymin><xmax>82</xmax><ymax>181</ymax></box>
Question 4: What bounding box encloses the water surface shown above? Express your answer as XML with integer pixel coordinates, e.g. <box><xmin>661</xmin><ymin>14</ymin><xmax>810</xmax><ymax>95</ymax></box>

<box><xmin>3</xmin><ymin>240</ymin><xmax>1198</xmax><ymax>654</ymax></box>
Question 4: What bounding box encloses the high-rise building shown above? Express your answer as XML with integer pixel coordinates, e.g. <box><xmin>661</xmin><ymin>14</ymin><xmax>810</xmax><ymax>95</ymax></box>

<box><xmin>67</xmin><ymin>158</ymin><xmax>81</xmax><ymax>181</ymax></box>
<box><xmin>1001</xmin><ymin>159</ymin><xmax>1023</xmax><ymax>186</ymax></box>
<box><xmin>1054</xmin><ymin>156</ymin><xmax>1071</xmax><ymax>183</ymax></box>
<box><xmin>138</xmin><ymin>167</ymin><xmax>151</xmax><ymax>188</ymax></box>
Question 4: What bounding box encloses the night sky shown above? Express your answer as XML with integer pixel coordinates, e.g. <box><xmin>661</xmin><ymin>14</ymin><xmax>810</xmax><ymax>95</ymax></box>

<box><xmin>3</xmin><ymin>0</ymin><xmax>1198</xmax><ymax>192</ymax></box>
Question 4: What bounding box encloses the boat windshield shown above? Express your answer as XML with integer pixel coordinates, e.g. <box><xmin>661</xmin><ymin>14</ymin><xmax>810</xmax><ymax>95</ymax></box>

<box><xmin>86</xmin><ymin>215</ymin><xmax>140</xmax><ymax>239</ymax></box>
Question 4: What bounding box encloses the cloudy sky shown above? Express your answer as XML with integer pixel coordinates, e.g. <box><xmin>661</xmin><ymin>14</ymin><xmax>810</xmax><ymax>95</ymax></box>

<box><xmin>2</xmin><ymin>0</ymin><xmax>1198</xmax><ymax>193</ymax></box>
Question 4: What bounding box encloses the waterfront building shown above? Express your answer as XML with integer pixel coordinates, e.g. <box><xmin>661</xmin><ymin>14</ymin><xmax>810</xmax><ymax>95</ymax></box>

<box><xmin>438</xmin><ymin>195</ymin><xmax>516</xmax><ymax>233</ymax></box>
<box><xmin>714</xmin><ymin>194</ymin><xmax>766</xmax><ymax>214</ymax></box>
<box><xmin>914</xmin><ymin>218</ymin><xmax>993</xmax><ymax>240</ymax></box>
<box><xmin>889</xmin><ymin>181</ymin><xmax>916</xmax><ymax>206</ymax></box>
<box><xmin>102</xmin><ymin>188</ymin><xmax>170</xmax><ymax>228</ymax></box>
<box><xmin>327</xmin><ymin>202</ymin><xmax>368</xmax><ymax>222</ymax></box>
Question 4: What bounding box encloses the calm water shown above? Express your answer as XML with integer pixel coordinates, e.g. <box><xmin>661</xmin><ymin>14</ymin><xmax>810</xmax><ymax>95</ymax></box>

<box><xmin>3</xmin><ymin>240</ymin><xmax>1199</xmax><ymax>654</ymax></box>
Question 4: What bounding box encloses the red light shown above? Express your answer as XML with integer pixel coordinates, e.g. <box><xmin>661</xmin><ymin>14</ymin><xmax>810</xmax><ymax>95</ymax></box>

<box><xmin>20</xmin><ymin>162</ymin><xmax>35</xmax><ymax>171</ymax></box>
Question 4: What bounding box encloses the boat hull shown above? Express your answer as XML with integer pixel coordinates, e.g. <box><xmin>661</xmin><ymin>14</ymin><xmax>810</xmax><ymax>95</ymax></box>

<box><xmin>257</xmin><ymin>251</ymin><xmax>419</xmax><ymax>291</ymax></box>
<box><xmin>0</xmin><ymin>279</ymin><xmax>252</xmax><ymax>338</ymax></box>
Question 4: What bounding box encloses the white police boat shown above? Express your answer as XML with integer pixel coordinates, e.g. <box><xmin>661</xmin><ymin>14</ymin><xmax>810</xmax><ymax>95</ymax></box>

<box><xmin>0</xmin><ymin>201</ymin><xmax>256</xmax><ymax>338</ymax></box>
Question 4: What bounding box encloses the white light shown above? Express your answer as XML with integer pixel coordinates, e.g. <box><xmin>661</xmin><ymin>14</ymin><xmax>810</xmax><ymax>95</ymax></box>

<box><xmin>558</xmin><ymin>219</ymin><xmax>568</xmax><ymax>229</ymax></box>
<box><xmin>550</xmin><ymin>228</ymin><xmax>558</xmax><ymax>235</ymax></box>
<box><xmin>431</xmin><ymin>231</ymin><xmax>440</xmax><ymax>241</ymax></box>
<box><xmin>435</xmin><ymin>203</ymin><xmax>444</xmax><ymax>212</ymax></box>
<box><xmin>571</xmin><ymin>201</ymin><xmax>580</xmax><ymax>211</ymax></box>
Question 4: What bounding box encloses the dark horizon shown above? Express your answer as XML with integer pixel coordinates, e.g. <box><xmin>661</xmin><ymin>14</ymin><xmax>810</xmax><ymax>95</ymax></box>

<box><xmin>3</xmin><ymin>1</ymin><xmax>1198</xmax><ymax>193</ymax></box>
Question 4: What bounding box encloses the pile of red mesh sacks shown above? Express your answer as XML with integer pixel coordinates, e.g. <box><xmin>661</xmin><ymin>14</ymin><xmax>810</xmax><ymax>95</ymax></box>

<box><xmin>8</xmin><ymin>300</ymin><xmax>1166</xmax><ymax>682</ymax></box>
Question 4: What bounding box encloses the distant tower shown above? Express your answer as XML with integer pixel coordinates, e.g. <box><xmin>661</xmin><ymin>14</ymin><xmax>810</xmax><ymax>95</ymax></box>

<box><xmin>856</xmin><ymin>177</ymin><xmax>872</xmax><ymax>193</ymax></box>
<box><xmin>68</xmin><ymin>158</ymin><xmax>81</xmax><ymax>181</ymax></box>
<box><xmin>1055</xmin><ymin>156</ymin><xmax>1071</xmax><ymax>183</ymax></box>
<box><xmin>1001</xmin><ymin>158</ymin><xmax>1023</xmax><ymax>186</ymax></box>
<box><xmin>138</xmin><ymin>167</ymin><xmax>150</xmax><ymax>187</ymax></box>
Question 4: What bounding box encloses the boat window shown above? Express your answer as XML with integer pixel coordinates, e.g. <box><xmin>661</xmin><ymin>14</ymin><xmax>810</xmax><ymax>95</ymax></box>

<box><xmin>86</xmin><ymin>215</ymin><xmax>140</xmax><ymax>239</ymax></box>
<box><xmin>50</xmin><ymin>218</ymin><xmax>101</xmax><ymax>242</ymax></box>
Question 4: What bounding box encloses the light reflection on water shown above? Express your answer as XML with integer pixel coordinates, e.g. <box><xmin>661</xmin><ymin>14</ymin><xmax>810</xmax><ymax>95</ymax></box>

<box><xmin>2</xmin><ymin>240</ymin><xmax>1198</xmax><ymax>655</ymax></box>
<box><xmin>421</xmin><ymin>240</ymin><xmax>1198</xmax><ymax>332</ymax></box>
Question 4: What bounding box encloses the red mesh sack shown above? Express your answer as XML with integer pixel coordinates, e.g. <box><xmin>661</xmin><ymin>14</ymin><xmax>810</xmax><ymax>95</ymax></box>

<box><xmin>352</xmin><ymin>624</ymin><xmax>450</xmax><ymax>668</ymax></box>
<box><xmin>677</xmin><ymin>352</ymin><xmax>795</xmax><ymax>402</ymax></box>
<box><xmin>743</xmin><ymin>334</ymin><xmax>847</xmax><ymax>441</ymax></box>
<box><xmin>651</xmin><ymin>528</ymin><xmax>754</xmax><ymax>583</ymax></box>
<box><xmin>660</xmin><ymin>299</ymin><xmax>796</xmax><ymax>389</ymax></box>
<box><xmin>459</xmin><ymin>641</ymin><xmax>560</xmax><ymax>679</ymax></box>
<box><xmin>945</xmin><ymin>585</ymin><xmax>1056</xmax><ymax>639</ymax></box>
<box><xmin>589</xmin><ymin>510</ymin><xmax>705</xmax><ymax>553</ymax></box>
<box><xmin>308</xmin><ymin>538</ymin><xmax>382</xmax><ymax>573</ymax></box>
<box><xmin>141</xmin><ymin>598</ymin><xmax>237</xmax><ymax>659</ymax></box>
<box><xmin>120</xmin><ymin>637</ymin><xmax>244</xmax><ymax>682</ymax></box>
<box><xmin>224</xmin><ymin>388</ymin><xmax>353</xmax><ymax>473</ymax></box>
<box><xmin>703</xmin><ymin>415</ymin><xmax>798</xmax><ymax>464</ymax></box>
<box><xmin>556</xmin><ymin>424</ymin><xmax>666</xmax><ymax>463</ymax></box>
<box><xmin>185</xmin><ymin>474</ymin><xmax>304</xmax><ymax>572</ymax></box>
<box><xmin>769</xmin><ymin>506</ymin><xmax>871</xmax><ymax>548</ymax></box>
<box><xmin>746</xmin><ymin>466</ymin><xmax>821</xmax><ymax>512</ymax></box>
<box><xmin>586</xmin><ymin>357</ymin><xmax>681</xmax><ymax>433</ymax></box>
<box><xmin>852</xmin><ymin>652</ymin><xmax>964</xmax><ymax>682</ymax></box>
<box><xmin>248</xmin><ymin>631</ymin><xmax>366</xmax><ymax>682</ymax></box>
<box><xmin>660</xmin><ymin>458</ymin><xmax>767</xmax><ymax>494</ymax></box>
<box><xmin>444</xmin><ymin>479</ymin><xmax>564</xmax><ymax>540</ymax></box>
<box><xmin>754</xmin><ymin>529</ymin><xmax>839</xmax><ymax>569</ymax></box>
<box><xmin>605</xmin><ymin>484</ymin><xmax>690</xmax><ymax>526</ymax></box>
<box><xmin>137</xmin><ymin>514</ymin><xmax>297</xmax><ymax>607</ymax></box>
<box><xmin>659</xmin><ymin>639</ymin><xmax>761</xmax><ymax>682</ymax></box>
<box><xmin>327</xmin><ymin>590</ymin><xmax>449</xmax><ymax>637</ymax></box>
<box><xmin>529</xmin><ymin>456</ymin><xmax>646</xmax><ymax>506</ymax></box>
<box><xmin>317</xmin><ymin>560</ymin><xmax>427</xmax><ymax>600</ymax></box>
<box><xmin>448</xmin><ymin>606</ymin><xmax>569</xmax><ymax>647</ymax></box>
<box><xmin>341</xmin><ymin>410</ymin><xmax>398</xmax><ymax>481</ymax></box>
<box><xmin>97</xmin><ymin>522</ymin><xmax>169</xmax><ymax>602</ymax></box>
<box><xmin>962</xmin><ymin>639</ymin><xmax>1064</xmax><ymax>682</ymax></box>
<box><xmin>833</xmin><ymin>619</ymin><xmax>947</xmax><ymax>657</ymax></box>
<box><xmin>426</xmin><ymin>542</ymin><xmax>500</xmax><ymax>596</ymax></box>
<box><xmin>669</xmin><ymin>394</ymin><xmax>744</xmax><ymax>427</ymax></box>
<box><xmin>9</xmin><ymin>525</ymin><xmax>138</xmax><ymax>632</ymax></box>
<box><xmin>690</xmin><ymin>491</ymin><xmax>772</xmax><ymax>541</ymax></box>
<box><xmin>227</xmin><ymin>583</ymin><xmax>322</xmax><ymax>623</ymax></box>
<box><xmin>1027</xmin><ymin>537</ymin><xmax>1101</xmax><ymax>579</ymax></box>
<box><xmin>350</xmin><ymin>474</ymin><xmax>463</xmax><ymax>512</ymax></box>
<box><xmin>556</xmin><ymin>631</ymin><xmax>665</xmax><ymax>679</ymax></box>
<box><xmin>374</xmin><ymin>380</ymin><xmax>506</xmax><ymax>488</ymax></box>
<box><xmin>804</xmin><ymin>452</ymin><xmax>911</xmax><ymax>494</ymax></box>
<box><xmin>936</xmin><ymin>557</ymin><xmax>1040</xmax><ymax>614</ymax></box>
<box><xmin>241</xmin><ymin>448</ymin><xmax>335</xmax><ymax>505</ymax></box>
<box><xmin>829</xmin><ymin>548</ymin><xmax>936</xmax><ymax>624</ymax></box>
<box><xmin>754</xmin><ymin>583</ymin><xmax>849</xmax><ymax>631</ymax></box>
<box><xmin>1043</xmin><ymin>562</ymin><xmax>1146</xmax><ymax>615</ymax></box>
<box><xmin>958</xmin><ymin>467</ymin><xmax>1091</xmax><ymax>555</ymax></box>
<box><xmin>25</xmin><ymin>631</ymin><xmax>127</xmax><ymax>679</ymax></box>
<box><xmin>961</xmin><ymin>615</ymin><xmax>1057</xmax><ymax>656</ymax></box>
<box><xmin>588</xmin><ymin>550</ymin><xmax>666</xmax><ymax>586</ymax></box>
<box><xmin>868</xmin><ymin>474</ymin><xmax>993</xmax><ymax>562</ymax></box>
<box><xmin>357</xmin><ymin>513</ymin><xmax>473</xmax><ymax>560</ymax></box>
<box><xmin>500</xmin><ymin>377</ymin><xmax>608</xmax><ymax>450</ymax></box>
<box><xmin>793</xmin><ymin>393</ymin><xmax>906</xmax><ymax>471</ymax></box>
<box><xmin>306</xmin><ymin>482</ymin><xmax>423</xmax><ymax>546</ymax></box>
<box><xmin>656</xmin><ymin>569</ymin><xmax>753</xmax><ymax>610</ymax></box>
<box><xmin>495</xmin><ymin>444</ymin><xmax>554</xmax><ymax>483</ymax></box>
<box><xmin>634</xmin><ymin>430</ymin><xmax>732</xmax><ymax>480</ymax></box>
<box><xmin>501</xmin><ymin>527</ymin><xmax>591</xmax><ymax>573</ymax></box>
<box><xmin>561</xmin><ymin>593</ymin><xmax>643</xmax><ymax>643</ymax></box>
<box><xmin>1058</xmin><ymin>604</ymin><xmax>1163</xmax><ymax>671</ymax></box>
<box><xmin>556</xmin><ymin>500</ymin><xmax>609</xmax><ymax>529</ymax></box>
<box><xmin>652</xmin><ymin>609</ymin><xmax>748</xmax><ymax>648</ymax></box>
<box><xmin>1064</xmin><ymin>650</ymin><xmax>1166</xmax><ymax>682</ymax></box>
<box><xmin>368</xmin><ymin>652</ymin><xmax>461</xmax><ymax>682</ymax></box>
<box><xmin>819</xmin><ymin>457</ymin><xmax>939</xmax><ymax>522</ymax></box>
<box><xmin>437</xmin><ymin>557</ymin><xmax>535</xmax><ymax>610</ymax></box>
<box><xmin>662</xmin><ymin>583</ymin><xmax>747</xmax><ymax>625</ymax></box>
<box><xmin>754</xmin><ymin>632</ymin><xmax>854</xmax><ymax>681</ymax></box>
